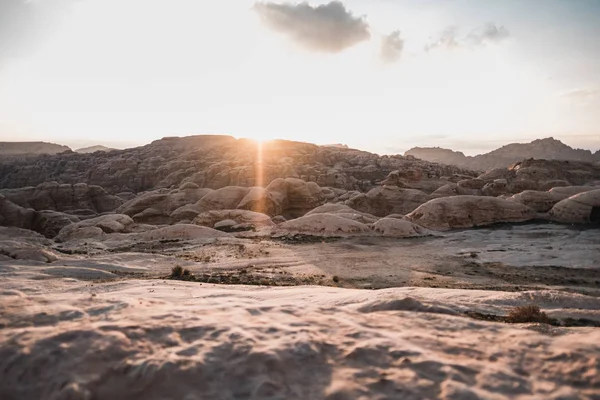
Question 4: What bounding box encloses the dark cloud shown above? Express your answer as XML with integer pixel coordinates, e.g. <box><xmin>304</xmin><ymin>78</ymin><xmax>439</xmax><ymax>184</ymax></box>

<box><xmin>0</xmin><ymin>0</ymin><xmax>74</xmax><ymax>63</ymax></box>
<box><xmin>425</xmin><ymin>24</ymin><xmax>509</xmax><ymax>52</ymax></box>
<box><xmin>253</xmin><ymin>1</ymin><xmax>370</xmax><ymax>53</ymax></box>
<box><xmin>380</xmin><ymin>30</ymin><xmax>404</xmax><ymax>63</ymax></box>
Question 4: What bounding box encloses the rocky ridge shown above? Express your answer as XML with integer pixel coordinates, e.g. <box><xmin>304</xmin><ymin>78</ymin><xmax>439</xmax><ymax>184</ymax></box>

<box><xmin>406</xmin><ymin>137</ymin><xmax>600</xmax><ymax>171</ymax></box>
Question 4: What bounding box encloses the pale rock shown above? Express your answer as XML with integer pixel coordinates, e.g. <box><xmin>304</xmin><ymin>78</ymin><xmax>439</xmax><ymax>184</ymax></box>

<box><xmin>278</xmin><ymin>213</ymin><xmax>371</xmax><ymax>235</ymax></box>
<box><xmin>56</xmin><ymin>214</ymin><xmax>135</xmax><ymax>242</ymax></box>
<box><xmin>549</xmin><ymin>189</ymin><xmax>600</xmax><ymax>224</ymax></box>
<box><xmin>134</xmin><ymin>224</ymin><xmax>229</xmax><ymax>241</ymax></box>
<box><xmin>407</xmin><ymin>196</ymin><xmax>536</xmax><ymax>230</ymax></box>
<box><xmin>371</xmin><ymin>218</ymin><xmax>431</xmax><ymax>237</ymax></box>
<box><xmin>193</xmin><ymin>210</ymin><xmax>275</xmax><ymax>229</ymax></box>
<box><xmin>346</xmin><ymin>186</ymin><xmax>431</xmax><ymax>217</ymax></box>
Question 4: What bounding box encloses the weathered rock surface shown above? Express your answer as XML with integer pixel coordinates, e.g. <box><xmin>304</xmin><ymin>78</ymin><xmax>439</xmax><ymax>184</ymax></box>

<box><xmin>371</xmin><ymin>218</ymin><xmax>432</xmax><ymax>238</ymax></box>
<box><xmin>509</xmin><ymin>185</ymin><xmax>599</xmax><ymax>213</ymax></box>
<box><xmin>549</xmin><ymin>189</ymin><xmax>600</xmax><ymax>224</ymax></box>
<box><xmin>0</xmin><ymin>182</ymin><xmax>123</xmax><ymax>213</ymax></box>
<box><xmin>55</xmin><ymin>214</ymin><xmax>137</xmax><ymax>242</ymax></box>
<box><xmin>278</xmin><ymin>214</ymin><xmax>372</xmax><ymax>235</ymax></box>
<box><xmin>192</xmin><ymin>210</ymin><xmax>275</xmax><ymax>230</ymax></box>
<box><xmin>407</xmin><ymin>196</ymin><xmax>537</xmax><ymax>230</ymax></box>
<box><xmin>0</xmin><ymin>135</ymin><xmax>475</xmax><ymax>193</ymax></box>
<box><xmin>117</xmin><ymin>187</ymin><xmax>213</xmax><ymax>224</ymax></box>
<box><xmin>346</xmin><ymin>186</ymin><xmax>431</xmax><ymax>217</ymax></box>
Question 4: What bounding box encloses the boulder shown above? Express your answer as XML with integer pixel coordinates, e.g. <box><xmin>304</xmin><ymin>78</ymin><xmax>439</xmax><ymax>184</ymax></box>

<box><xmin>549</xmin><ymin>189</ymin><xmax>600</xmax><ymax>224</ymax></box>
<box><xmin>407</xmin><ymin>196</ymin><xmax>536</xmax><ymax>230</ymax></box>
<box><xmin>55</xmin><ymin>214</ymin><xmax>135</xmax><ymax>242</ymax></box>
<box><xmin>0</xmin><ymin>240</ymin><xmax>59</xmax><ymax>263</ymax></box>
<box><xmin>0</xmin><ymin>194</ymin><xmax>36</xmax><ymax>229</ymax></box>
<box><xmin>236</xmin><ymin>187</ymin><xmax>282</xmax><ymax>216</ymax></box>
<box><xmin>31</xmin><ymin>210</ymin><xmax>80</xmax><ymax>238</ymax></box>
<box><xmin>197</xmin><ymin>186</ymin><xmax>250</xmax><ymax>212</ymax></box>
<box><xmin>509</xmin><ymin>191</ymin><xmax>562</xmax><ymax>213</ymax></box>
<box><xmin>192</xmin><ymin>210</ymin><xmax>275</xmax><ymax>229</ymax></box>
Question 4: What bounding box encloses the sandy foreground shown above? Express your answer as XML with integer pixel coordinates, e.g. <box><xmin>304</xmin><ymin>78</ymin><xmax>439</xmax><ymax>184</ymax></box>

<box><xmin>1</xmin><ymin>273</ymin><xmax>600</xmax><ymax>399</ymax></box>
<box><xmin>1</xmin><ymin>224</ymin><xmax>599</xmax><ymax>399</ymax></box>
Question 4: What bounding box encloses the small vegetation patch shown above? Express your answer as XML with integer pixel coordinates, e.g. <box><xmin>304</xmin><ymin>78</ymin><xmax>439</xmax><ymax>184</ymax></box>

<box><xmin>506</xmin><ymin>305</ymin><xmax>551</xmax><ymax>324</ymax></box>
<box><xmin>171</xmin><ymin>265</ymin><xmax>184</xmax><ymax>278</ymax></box>
<box><xmin>465</xmin><ymin>304</ymin><xmax>600</xmax><ymax>327</ymax></box>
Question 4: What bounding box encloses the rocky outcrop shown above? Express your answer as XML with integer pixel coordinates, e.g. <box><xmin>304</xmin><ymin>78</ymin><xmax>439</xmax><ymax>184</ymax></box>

<box><xmin>0</xmin><ymin>135</ymin><xmax>476</xmax><ymax>194</ymax></box>
<box><xmin>549</xmin><ymin>189</ymin><xmax>600</xmax><ymax>224</ymax></box>
<box><xmin>192</xmin><ymin>210</ymin><xmax>275</xmax><ymax>230</ymax></box>
<box><xmin>0</xmin><ymin>182</ymin><xmax>123</xmax><ymax>213</ymax></box>
<box><xmin>117</xmin><ymin>186</ymin><xmax>212</xmax><ymax>224</ymax></box>
<box><xmin>55</xmin><ymin>214</ymin><xmax>137</xmax><ymax>242</ymax></box>
<box><xmin>407</xmin><ymin>196</ymin><xmax>536</xmax><ymax>230</ymax></box>
<box><xmin>406</xmin><ymin>137</ymin><xmax>600</xmax><ymax>171</ymax></box>
<box><xmin>0</xmin><ymin>194</ymin><xmax>80</xmax><ymax>238</ymax></box>
<box><xmin>509</xmin><ymin>185</ymin><xmax>599</xmax><ymax>213</ymax></box>
<box><xmin>345</xmin><ymin>186</ymin><xmax>431</xmax><ymax>217</ymax></box>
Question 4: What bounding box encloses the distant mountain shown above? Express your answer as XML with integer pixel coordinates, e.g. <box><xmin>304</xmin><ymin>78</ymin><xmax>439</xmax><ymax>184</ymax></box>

<box><xmin>75</xmin><ymin>145</ymin><xmax>116</xmax><ymax>153</ymax></box>
<box><xmin>405</xmin><ymin>137</ymin><xmax>600</xmax><ymax>171</ymax></box>
<box><xmin>0</xmin><ymin>141</ymin><xmax>71</xmax><ymax>156</ymax></box>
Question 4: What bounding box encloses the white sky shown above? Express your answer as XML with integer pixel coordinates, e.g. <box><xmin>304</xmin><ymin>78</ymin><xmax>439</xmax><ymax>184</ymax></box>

<box><xmin>0</xmin><ymin>0</ymin><xmax>599</xmax><ymax>155</ymax></box>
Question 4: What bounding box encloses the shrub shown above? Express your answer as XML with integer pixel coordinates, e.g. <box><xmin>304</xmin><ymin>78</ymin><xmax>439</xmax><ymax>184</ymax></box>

<box><xmin>171</xmin><ymin>265</ymin><xmax>184</xmax><ymax>278</ymax></box>
<box><xmin>506</xmin><ymin>305</ymin><xmax>551</xmax><ymax>324</ymax></box>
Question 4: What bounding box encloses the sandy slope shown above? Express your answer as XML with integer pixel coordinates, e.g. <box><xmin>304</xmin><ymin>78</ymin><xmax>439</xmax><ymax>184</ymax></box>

<box><xmin>1</xmin><ymin>275</ymin><xmax>599</xmax><ymax>399</ymax></box>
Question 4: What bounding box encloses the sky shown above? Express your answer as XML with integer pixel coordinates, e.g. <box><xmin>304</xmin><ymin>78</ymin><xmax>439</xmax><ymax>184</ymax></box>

<box><xmin>0</xmin><ymin>0</ymin><xmax>599</xmax><ymax>155</ymax></box>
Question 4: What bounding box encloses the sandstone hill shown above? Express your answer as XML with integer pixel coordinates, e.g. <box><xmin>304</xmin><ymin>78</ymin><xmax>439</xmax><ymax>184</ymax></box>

<box><xmin>0</xmin><ymin>141</ymin><xmax>71</xmax><ymax>156</ymax></box>
<box><xmin>406</xmin><ymin>137</ymin><xmax>600</xmax><ymax>171</ymax></box>
<box><xmin>74</xmin><ymin>145</ymin><xmax>116</xmax><ymax>153</ymax></box>
<box><xmin>0</xmin><ymin>135</ymin><xmax>474</xmax><ymax>194</ymax></box>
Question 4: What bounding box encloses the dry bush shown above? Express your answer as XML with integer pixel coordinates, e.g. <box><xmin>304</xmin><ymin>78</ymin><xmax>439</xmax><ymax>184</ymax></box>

<box><xmin>171</xmin><ymin>265</ymin><xmax>184</xmax><ymax>278</ymax></box>
<box><xmin>506</xmin><ymin>305</ymin><xmax>551</xmax><ymax>324</ymax></box>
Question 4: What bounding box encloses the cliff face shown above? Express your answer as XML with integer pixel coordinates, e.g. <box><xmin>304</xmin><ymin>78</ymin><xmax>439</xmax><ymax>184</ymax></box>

<box><xmin>0</xmin><ymin>142</ymin><xmax>71</xmax><ymax>156</ymax></box>
<box><xmin>405</xmin><ymin>138</ymin><xmax>600</xmax><ymax>171</ymax></box>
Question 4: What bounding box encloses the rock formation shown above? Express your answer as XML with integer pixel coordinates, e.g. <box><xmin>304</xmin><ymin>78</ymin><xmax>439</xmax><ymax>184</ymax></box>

<box><xmin>406</xmin><ymin>137</ymin><xmax>600</xmax><ymax>171</ymax></box>
<box><xmin>0</xmin><ymin>135</ymin><xmax>476</xmax><ymax>193</ymax></box>
<box><xmin>407</xmin><ymin>196</ymin><xmax>537</xmax><ymax>230</ymax></box>
<box><xmin>549</xmin><ymin>189</ymin><xmax>600</xmax><ymax>224</ymax></box>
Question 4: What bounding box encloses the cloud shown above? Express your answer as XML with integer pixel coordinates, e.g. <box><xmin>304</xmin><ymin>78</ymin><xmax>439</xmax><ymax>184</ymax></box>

<box><xmin>424</xmin><ymin>26</ymin><xmax>461</xmax><ymax>52</ymax></box>
<box><xmin>380</xmin><ymin>30</ymin><xmax>404</xmax><ymax>63</ymax></box>
<box><xmin>425</xmin><ymin>24</ymin><xmax>509</xmax><ymax>52</ymax></box>
<box><xmin>467</xmin><ymin>23</ymin><xmax>509</xmax><ymax>46</ymax></box>
<box><xmin>253</xmin><ymin>1</ymin><xmax>370</xmax><ymax>53</ymax></box>
<box><xmin>0</xmin><ymin>0</ymin><xmax>74</xmax><ymax>63</ymax></box>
